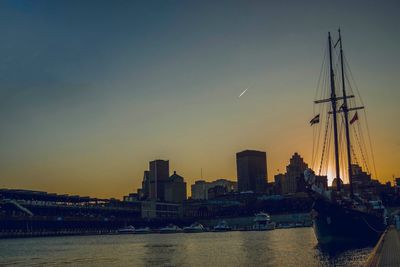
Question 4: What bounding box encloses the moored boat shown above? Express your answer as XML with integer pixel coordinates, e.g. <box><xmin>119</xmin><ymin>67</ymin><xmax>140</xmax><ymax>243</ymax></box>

<box><xmin>134</xmin><ymin>227</ymin><xmax>152</xmax><ymax>234</ymax></box>
<box><xmin>310</xmin><ymin>193</ymin><xmax>385</xmax><ymax>247</ymax></box>
<box><xmin>252</xmin><ymin>212</ymin><xmax>275</xmax><ymax>231</ymax></box>
<box><xmin>159</xmin><ymin>224</ymin><xmax>182</xmax><ymax>234</ymax></box>
<box><xmin>213</xmin><ymin>220</ymin><xmax>231</xmax><ymax>232</ymax></box>
<box><xmin>306</xmin><ymin>29</ymin><xmax>387</xmax><ymax>248</ymax></box>
<box><xmin>183</xmin><ymin>222</ymin><xmax>206</xmax><ymax>233</ymax></box>
<box><xmin>117</xmin><ymin>225</ymin><xmax>135</xmax><ymax>234</ymax></box>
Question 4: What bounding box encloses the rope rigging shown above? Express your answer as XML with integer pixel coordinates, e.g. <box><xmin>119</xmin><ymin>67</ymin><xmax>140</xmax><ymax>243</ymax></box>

<box><xmin>311</xmin><ymin>37</ymin><xmax>378</xmax><ymax>184</ymax></box>
<box><xmin>353</xmin><ymin>121</ymin><xmax>370</xmax><ymax>174</ymax></box>
<box><xmin>318</xmin><ymin>114</ymin><xmax>331</xmax><ymax>176</ymax></box>
<box><xmin>343</xmin><ymin>55</ymin><xmax>378</xmax><ymax>178</ymax></box>
<box><xmin>312</xmin><ymin>46</ymin><xmax>328</xmax><ymax>169</ymax></box>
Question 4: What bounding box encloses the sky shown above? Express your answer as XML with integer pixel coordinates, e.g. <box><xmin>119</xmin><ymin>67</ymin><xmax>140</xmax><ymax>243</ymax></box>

<box><xmin>0</xmin><ymin>0</ymin><xmax>399</xmax><ymax>199</ymax></box>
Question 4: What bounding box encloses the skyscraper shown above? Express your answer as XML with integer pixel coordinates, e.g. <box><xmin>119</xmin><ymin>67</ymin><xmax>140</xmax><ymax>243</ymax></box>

<box><xmin>149</xmin><ymin>159</ymin><xmax>169</xmax><ymax>200</ymax></box>
<box><xmin>236</xmin><ymin>150</ymin><xmax>267</xmax><ymax>193</ymax></box>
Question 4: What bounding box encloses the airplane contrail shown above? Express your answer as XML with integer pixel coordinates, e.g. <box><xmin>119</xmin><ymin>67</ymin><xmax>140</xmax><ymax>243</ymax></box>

<box><xmin>239</xmin><ymin>87</ymin><xmax>249</xmax><ymax>97</ymax></box>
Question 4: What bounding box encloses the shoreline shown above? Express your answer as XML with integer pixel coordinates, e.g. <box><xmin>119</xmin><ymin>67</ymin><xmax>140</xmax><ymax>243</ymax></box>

<box><xmin>0</xmin><ymin>212</ymin><xmax>311</xmax><ymax>239</ymax></box>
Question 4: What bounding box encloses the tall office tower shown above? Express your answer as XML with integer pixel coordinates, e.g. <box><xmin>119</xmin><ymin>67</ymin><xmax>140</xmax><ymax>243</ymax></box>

<box><xmin>236</xmin><ymin>150</ymin><xmax>267</xmax><ymax>193</ymax></box>
<box><xmin>149</xmin><ymin>159</ymin><xmax>169</xmax><ymax>201</ymax></box>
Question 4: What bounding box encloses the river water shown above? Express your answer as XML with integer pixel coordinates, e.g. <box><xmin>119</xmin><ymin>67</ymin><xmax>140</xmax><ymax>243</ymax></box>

<box><xmin>0</xmin><ymin>228</ymin><xmax>372</xmax><ymax>266</ymax></box>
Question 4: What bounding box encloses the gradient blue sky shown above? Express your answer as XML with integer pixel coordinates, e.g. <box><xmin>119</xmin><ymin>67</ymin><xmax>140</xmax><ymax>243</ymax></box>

<box><xmin>0</xmin><ymin>0</ymin><xmax>399</xmax><ymax>198</ymax></box>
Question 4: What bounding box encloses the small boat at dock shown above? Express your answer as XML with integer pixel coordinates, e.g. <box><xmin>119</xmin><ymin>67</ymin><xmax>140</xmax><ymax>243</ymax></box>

<box><xmin>117</xmin><ymin>225</ymin><xmax>135</xmax><ymax>234</ymax></box>
<box><xmin>134</xmin><ymin>227</ymin><xmax>152</xmax><ymax>234</ymax></box>
<box><xmin>159</xmin><ymin>224</ymin><xmax>183</xmax><ymax>234</ymax></box>
<box><xmin>183</xmin><ymin>222</ymin><xmax>206</xmax><ymax>233</ymax></box>
<box><xmin>213</xmin><ymin>220</ymin><xmax>231</xmax><ymax>232</ymax></box>
<box><xmin>252</xmin><ymin>212</ymin><xmax>275</xmax><ymax>231</ymax></box>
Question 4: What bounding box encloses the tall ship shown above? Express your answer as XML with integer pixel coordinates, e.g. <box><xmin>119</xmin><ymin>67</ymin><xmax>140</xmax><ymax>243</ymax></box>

<box><xmin>304</xmin><ymin>30</ymin><xmax>387</xmax><ymax>248</ymax></box>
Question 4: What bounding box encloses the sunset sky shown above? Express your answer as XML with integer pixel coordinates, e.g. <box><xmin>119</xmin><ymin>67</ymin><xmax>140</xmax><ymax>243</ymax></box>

<box><xmin>0</xmin><ymin>0</ymin><xmax>399</xmax><ymax>198</ymax></box>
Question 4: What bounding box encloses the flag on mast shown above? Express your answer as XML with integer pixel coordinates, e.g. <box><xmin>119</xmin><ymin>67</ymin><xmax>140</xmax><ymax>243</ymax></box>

<box><xmin>310</xmin><ymin>114</ymin><xmax>320</xmax><ymax>125</ymax></box>
<box><xmin>350</xmin><ymin>112</ymin><xmax>359</xmax><ymax>124</ymax></box>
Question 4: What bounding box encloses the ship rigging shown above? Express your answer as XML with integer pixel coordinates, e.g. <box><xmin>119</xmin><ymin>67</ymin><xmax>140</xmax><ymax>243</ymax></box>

<box><xmin>305</xmin><ymin>29</ymin><xmax>386</xmax><ymax>248</ymax></box>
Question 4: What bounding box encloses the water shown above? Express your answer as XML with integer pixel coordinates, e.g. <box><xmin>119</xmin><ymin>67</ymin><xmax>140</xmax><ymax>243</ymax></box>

<box><xmin>0</xmin><ymin>228</ymin><xmax>372</xmax><ymax>266</ymax></box>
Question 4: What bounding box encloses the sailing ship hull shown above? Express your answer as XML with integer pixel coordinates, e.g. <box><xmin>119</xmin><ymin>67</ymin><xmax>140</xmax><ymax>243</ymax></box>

<box><xmin>312</xmin><ymin>197</ymin><xmax>385</xmax><ymax>248</ymax></box>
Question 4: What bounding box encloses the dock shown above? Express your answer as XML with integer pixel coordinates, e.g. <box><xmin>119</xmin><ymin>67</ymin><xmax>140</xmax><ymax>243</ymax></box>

<box><xmin>365</xmin><ymin>226</ymin><xmax>400</xmax><ymax>267</ymax></box>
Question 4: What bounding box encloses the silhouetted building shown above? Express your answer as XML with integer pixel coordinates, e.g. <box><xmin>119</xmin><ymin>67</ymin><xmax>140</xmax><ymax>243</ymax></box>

<box><xmin>396</xmin><ymin>178</ymin><xmax>400</xmax><ymax>194</ymax></box>
<box><xmin>164</xmin><ymin>171</ymin><xmax>187</xmax><ymax>203</ymax></box>
<box><xmin>352</xmin><ymin>164</ymin><xmax>371</xmax><ymax>188</ymax></box>
<box><xmin>141</xmin><ymin>170</ymin><xmax>150</xmax><ymax>199</ymax></box>
<box><xmin>236</xmin><ymin>150</ymin><xmax>267</xmax><ymax>193</ymax></box>
<box><xmin>274</xmin><ymin>173</ymin><xmax>285</xmax><ymax>195</ymax></box>
<box><xmin>134</xmin><ymin>160</ymin><xmax>187</xmax><ymax>203</ymax></box>
<box><xmin>348</xmin><ymin>164</ymin><xmax>387</xmax><ymax>198</ymax></box>
<box><xmin>191</xmin><ymin>179</ymin><xmax>237</xmax><ymax>200</ymax></box>
<box><xmin>191</xmin><ymin>180</ymin><xmax>208</xmax><ymax>200</ymax></box>
<box><xmin>283</xmin><ymin>153</ymin><xmax>308</xmax><ymax>194</ymax></box>
<box><xmin>214</xmin><ymin>179</ymin><xmax>237</xmax><ymax>192</ymax></box>
<box><xmin>208</xmin><ymin>185</ymin><xmax>227</xmax><ymax>199</ymax></box>
<box><xmin>123</xmin><ymin>193</ymin><xmax>139</xmax><ymax>202</ymax></box>
<box><xmin>278</xmin><ymin>153</ymin><xmax>309</xmax><ymax>195</ymax></box>
<box><xmin>149</xmin><ymin>160</ymin><xmax>169</xmax><ymax>201</ymax></box>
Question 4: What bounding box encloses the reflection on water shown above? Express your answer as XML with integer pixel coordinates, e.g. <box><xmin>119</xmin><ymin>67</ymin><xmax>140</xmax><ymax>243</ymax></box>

<box><xmin>0</xmin><ymin>228</ymin><xmax>372</xmax><ymax>266</ymax></box>
<box><xmin>143</xmin><ymin>243</ymin><xmax>179</xmax><ymax>266</ymax></box>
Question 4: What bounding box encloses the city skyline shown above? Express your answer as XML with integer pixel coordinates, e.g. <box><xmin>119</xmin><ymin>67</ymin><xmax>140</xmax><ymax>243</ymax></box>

<box><xmin>0</xmin><ymin>1</ymin><xmax>399</xmax><ymax>199</ymax></box>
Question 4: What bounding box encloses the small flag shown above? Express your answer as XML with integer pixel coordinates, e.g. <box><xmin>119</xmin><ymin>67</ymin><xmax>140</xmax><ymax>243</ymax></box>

<box><xmin>310</xmin><ymin>114</ymin><xmax>320</xmax><ymax>125</ymax></box>
<box><xmin>350</xmin><ymin>112</ymin><xmax>358</xmax><ymax>124</ymax></box>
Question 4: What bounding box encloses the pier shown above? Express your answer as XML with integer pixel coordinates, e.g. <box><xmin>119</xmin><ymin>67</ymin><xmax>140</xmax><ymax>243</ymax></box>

<box><xmin>365</xmin><ymin>226</ymin><xmax>400</xmax><ymax>267</ymax></box>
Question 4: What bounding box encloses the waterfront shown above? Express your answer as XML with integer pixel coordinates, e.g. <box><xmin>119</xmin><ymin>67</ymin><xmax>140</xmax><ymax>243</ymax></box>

<box><xmin>0</xmin><ymin>228</ymin><xmax>372</xmax><ymax>266</ymax></box>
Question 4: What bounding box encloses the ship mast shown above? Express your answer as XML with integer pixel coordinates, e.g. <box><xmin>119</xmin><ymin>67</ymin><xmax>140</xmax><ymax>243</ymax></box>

<box><xmin>315</xmin><ymin>32</ymin><xmax>341</xmax><ymax>191</ymax></box>
<box><xmin>328</xmin><ymin>32</ymin><xmax>341</xmax><ymax>191</ymax></box>
<box><xmin>338</xmin><ymin>29</ymin><xmax>353</xmax><ymax>197</ymax></box>
<box><xmin>338</xmin><ymin>29</ymin><xmax>364</xmax><ymax>198</ymax></box>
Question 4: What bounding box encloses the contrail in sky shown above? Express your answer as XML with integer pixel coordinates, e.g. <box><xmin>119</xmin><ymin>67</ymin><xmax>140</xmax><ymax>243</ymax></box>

<box><xmin>239</xmin><ymin>87</ymin><xmax>249</xmax><ymax>97</ymax></box>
